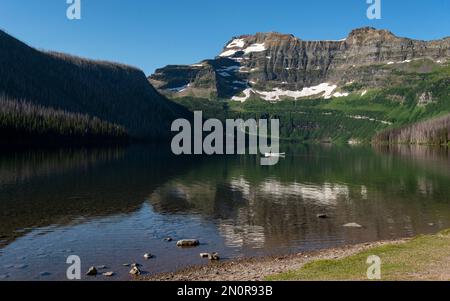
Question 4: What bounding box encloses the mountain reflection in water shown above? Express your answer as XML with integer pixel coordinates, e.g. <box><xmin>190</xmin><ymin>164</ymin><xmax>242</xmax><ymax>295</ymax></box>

<box><xmin>0</xmin><ymin>144</ymin><xmax>449</xmax><ymax>280</ymax></box>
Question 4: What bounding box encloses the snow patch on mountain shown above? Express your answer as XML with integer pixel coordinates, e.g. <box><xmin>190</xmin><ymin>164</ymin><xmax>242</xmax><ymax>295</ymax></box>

<box><xmin>231</xmin><ymin>83</ymin><xmax>340</xmax><ymax>102</ymax></box>
<box><xmin>232</xmin><ymin>88</ymin><xmax>253</xmax><ymax>102</ymax></box>
<box><xmin>226</xmin><ymin>38</ymin><xmax>245</xmax><ymax>49</ymax></box>
<box><xmin>167</xmin><ymin>84</ymin><xmax>189</xmax><ymax>93</ymax></box>
<box><xmin>219</xmin><ymin>49</ymin><xmax>239</xmax><ymax>57</ymax></box>
<box><xmin>244</xmin><ymin>43</ymin><xmax>266</xmax><ymax>54</ymax></box>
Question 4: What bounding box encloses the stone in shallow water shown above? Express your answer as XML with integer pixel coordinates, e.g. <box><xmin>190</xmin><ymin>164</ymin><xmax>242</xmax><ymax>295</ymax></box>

<box><xmin>39</xmin><ymin>272</ymin><xmax>51</xmax><ymax>277</ymax></box>
<box><xmin>177</xmin><ymin>239</ymin><xmax>200</xmax><ymax>247</ymax></box>
<box><xmin>343</xmin><ymin>223</ymin><xmax>363</xmax><ymax>228</ymax></box>
<box><xmin>164</xmin><ymin>237</ymin><xmax>173</xmax><ymax>242</ymax></box>
<box><xmin>144</xmin><ymin>253</ymin><xmax>153</xmax><ymax>259</ymax></box>
<box><xmin>208</xmin><ymin>252</ymin><xmax>220</xmax><ymax>261</ymax></box>
<box><xmin>129</xmin><ymin>266</ymin><xmax>141</xmax><ymax>276</ymax></box>
<box><xmin>103</xmin><ymin>272</ymin><xmax>114</xmax><ymax>277</ymax></box>
<box><xmin>86</xmin><ymin>266</ymin><xmax>97</xmax><ymax>276</ymax></box>
<box><xmin>200</xmin><ymin>253</ymin><xmax>210</xmax><ymax>258</ymax></box>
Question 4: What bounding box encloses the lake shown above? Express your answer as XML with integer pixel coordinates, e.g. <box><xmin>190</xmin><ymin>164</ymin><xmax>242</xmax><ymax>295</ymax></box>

<box><xmin>0</xmin><ymin>144</ymin><xmax>449</xmax><ymax>280</ymax></box>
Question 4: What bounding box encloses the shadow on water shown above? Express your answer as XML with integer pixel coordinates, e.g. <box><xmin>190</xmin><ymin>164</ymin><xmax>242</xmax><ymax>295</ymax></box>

<box><xmin>0</xmin><ymin>144</ymin><xmax>202</xmax><ymax>248</ymax></box>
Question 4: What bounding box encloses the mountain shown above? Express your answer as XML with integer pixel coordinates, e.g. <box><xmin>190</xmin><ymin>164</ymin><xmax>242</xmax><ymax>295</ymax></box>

<box><xmin>0</xmin><ymin>29</ymin><xmax>190</xmax><ymax>143</ymax></box>
<box><xmin>149</xmin><ymin>27</ymin><xmax>449</xmax><ymax>101</ymax></box>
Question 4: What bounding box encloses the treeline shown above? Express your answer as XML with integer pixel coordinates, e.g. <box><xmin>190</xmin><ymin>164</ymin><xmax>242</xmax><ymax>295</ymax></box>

<box><xmin>373</xmin><ymin>114</ymin><xmax>450</xmax><ymax>145</ymax></box>
<box><xmin>0</xmin><ymin>96</ymin><xmax>129</xmax><ymax>145</ymax></box>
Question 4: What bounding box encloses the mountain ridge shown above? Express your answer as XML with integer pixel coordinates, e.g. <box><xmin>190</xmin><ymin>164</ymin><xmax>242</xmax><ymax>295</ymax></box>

<box><xmin>149</xmin><ymin>27</ymin><xmax>449</xmax><ymax>101</ymax></box>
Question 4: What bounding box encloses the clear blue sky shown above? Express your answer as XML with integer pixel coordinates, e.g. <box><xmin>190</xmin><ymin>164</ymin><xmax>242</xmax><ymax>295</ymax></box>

<box><xmin>0</xmin><ymin>0</ymin><xmax>449</xmax><ymax>75</ymax></box>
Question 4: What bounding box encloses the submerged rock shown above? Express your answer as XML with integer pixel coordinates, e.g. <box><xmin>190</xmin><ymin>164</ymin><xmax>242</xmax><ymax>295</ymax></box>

<box><xmin>144</xmin><ymin>253</ymin><xmax>154</xmax><ymax>259</ymax></box>
<box><xmin>177</xmin><ymin>239</ymin><xmax>200</xmax><ymax>247</ymax></box>
<box><xmin>343</xmin><ymin>222</ymin><xmax>363</xmax><ymax>228</ymax></box>
<box><xmin>164</xmin><ymin>237</ymin><xmax>173</xmax><ymax>242</ymax></box>
<box><xmin>39</xmin><ymin>272</ymin><xmax>51</xmax><ymax>277</ymax></box>
<box><xmin>86</xmin><ymin>267</ymin><xmax>97</xmax><ymax>276</ymax></box>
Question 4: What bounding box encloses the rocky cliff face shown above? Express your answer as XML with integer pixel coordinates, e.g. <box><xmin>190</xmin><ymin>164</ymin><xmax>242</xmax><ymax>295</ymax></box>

<box><xmin>149</xmin><ymin>27</ymin><xmax>449</xmax><ymax>101</ymax></box>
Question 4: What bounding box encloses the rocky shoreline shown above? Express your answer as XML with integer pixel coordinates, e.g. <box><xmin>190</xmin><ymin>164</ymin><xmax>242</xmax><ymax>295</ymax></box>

<box><xmin>138</xmin><ymin>239</ymin><xmax>407</xmax><ymax>281</ymax></box>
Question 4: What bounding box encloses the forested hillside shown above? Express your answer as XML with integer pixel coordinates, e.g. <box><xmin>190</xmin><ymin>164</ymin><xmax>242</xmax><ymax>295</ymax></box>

<box><xmin>0</xmin><ymin>30</ymin><xmax>190</xmax><ymax>143</ymax></box>
<box><xmin>373</xmin><ymin>114</ymin><xmax>450</xmax><ymax>145</ymax></box>
<box><xmin>0</xmin><ymin>96</ymin><xmax>128</xmax><ymax>144</ymax></box>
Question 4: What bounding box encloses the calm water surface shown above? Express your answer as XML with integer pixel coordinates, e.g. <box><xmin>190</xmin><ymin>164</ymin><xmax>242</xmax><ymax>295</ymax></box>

<box><xmin>0</xmin><ymin>144</ymin><xmax>449</xmax><ymax>280</ymax></box>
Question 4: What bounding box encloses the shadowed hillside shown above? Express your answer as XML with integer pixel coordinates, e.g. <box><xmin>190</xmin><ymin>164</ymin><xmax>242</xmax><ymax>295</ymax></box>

<box><xmin>0</xmin><ymin>30</ymin><xmax>190</xmax><ymax>143</ymax></box>
<box><xmin>0</xmin><ymin>95</ymin><xmax>128</xmax><ymax>145</ymax></box>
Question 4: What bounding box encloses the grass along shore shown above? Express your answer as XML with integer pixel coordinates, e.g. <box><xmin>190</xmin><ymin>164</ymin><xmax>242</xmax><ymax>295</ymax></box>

<box><xmin>142</xmin><ymin>230</ymin><xmax>450</xmax><ymax>281</ymax></box>
<box><xmin>268</xmin><ymin>229</ymin><xmax>450</xmax><ymax>281</ymax></box>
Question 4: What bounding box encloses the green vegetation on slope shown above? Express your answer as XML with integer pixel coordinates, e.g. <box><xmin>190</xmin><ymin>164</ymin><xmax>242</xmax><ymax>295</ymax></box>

<box><xmin>267</xmin><ymin>229</ymin><xmax>450</xmax><ymax>281</ymax></box>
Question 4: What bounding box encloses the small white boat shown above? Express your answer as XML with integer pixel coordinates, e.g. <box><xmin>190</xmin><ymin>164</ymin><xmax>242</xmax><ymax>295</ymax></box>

<box><xmin>264</xmin><ymin>152</ymin><xmax>286</xmax><ymax>158</ymax></box>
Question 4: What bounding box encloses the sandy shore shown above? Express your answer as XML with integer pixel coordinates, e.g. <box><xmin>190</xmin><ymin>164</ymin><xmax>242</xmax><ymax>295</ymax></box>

<box><xmin>140</xmin><ymin>239</ymin><xmax>408</xmax><ymax>281</ymax></box>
